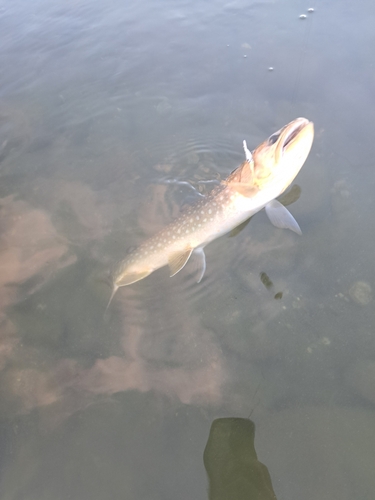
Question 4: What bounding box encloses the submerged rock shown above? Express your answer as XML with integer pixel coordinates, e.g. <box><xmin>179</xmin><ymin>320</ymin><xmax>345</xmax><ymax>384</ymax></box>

<box><xmin>0</xmin><ymin>195</ymin><xmax>75</xmax><ymax>309</ymax></box>
<box><xmin>348</xmin><ymin>281</ymin><xmax>372</xmax><ymax>305</ymax></box>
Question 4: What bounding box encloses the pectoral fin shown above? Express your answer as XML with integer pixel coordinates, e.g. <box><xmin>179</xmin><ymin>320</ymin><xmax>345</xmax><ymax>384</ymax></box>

<box><xmin>229</xmin><ymin>217</ymin><xmax>253</xmax><ymax>237</ymax></box>
<box><xmin>191</xmin><ymin>247</ymin><xmax>206</xmax><ymax>283</ymax></box>
<box><xmin>278</xmin><ymin>184</ymin><xmax>301</xmax><ymax>207</ymax></box>
<box><xmin>168</xmin><ymin>248</ymin><xmax>194</xmax><ymax>277</ymax></box>
<box><xmin>265</xmin><ymin>200</ymin><xmax>302</xmax><ymax>235</ymax></box>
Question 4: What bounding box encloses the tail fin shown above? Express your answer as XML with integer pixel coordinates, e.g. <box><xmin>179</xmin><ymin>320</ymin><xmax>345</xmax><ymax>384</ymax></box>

<box><xmin>105</xmin><ymin>284</ymin><xmax>119</xmax><ymax>314</ymax></box>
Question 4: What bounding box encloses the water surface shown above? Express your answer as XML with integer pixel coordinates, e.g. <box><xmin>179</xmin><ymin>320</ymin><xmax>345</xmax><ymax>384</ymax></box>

<box><xmin>1</xmin><ymin>0</ymin><xmax>375</xmax><ymax>499</ymax></box>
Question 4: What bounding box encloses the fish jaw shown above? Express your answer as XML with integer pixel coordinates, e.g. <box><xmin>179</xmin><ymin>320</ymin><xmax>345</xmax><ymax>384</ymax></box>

<box><xmin>251</xmin><ymin>117</ymin><xmax>314</xmax><ymax>197</ymax></box>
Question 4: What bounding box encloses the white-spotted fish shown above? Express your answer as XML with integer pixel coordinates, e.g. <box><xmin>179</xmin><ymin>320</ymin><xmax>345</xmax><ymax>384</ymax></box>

<box><xmin>107</xmin><ymin>117</ymin><xmax>314</xmax><ymax>308</ymax></box>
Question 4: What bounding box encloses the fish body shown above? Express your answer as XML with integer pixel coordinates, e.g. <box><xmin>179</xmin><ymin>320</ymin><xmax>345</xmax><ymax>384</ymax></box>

<box><xmin>108</xmin><ymin>117</ymin><xmax>314</xmax><ymax>305</ymax></box>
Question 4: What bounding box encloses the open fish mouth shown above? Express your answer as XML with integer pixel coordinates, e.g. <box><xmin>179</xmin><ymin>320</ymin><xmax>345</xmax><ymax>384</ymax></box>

<box><xmin>272</xmin><ymin>117</ymin><xmax>313</xmax><ymax>164</ymax></box>
<box><xmin>266</xmin><ymin>118</ymin><xmax>312</xmax><ymax>164</ymax></box>
<box><xmin>282</xmin><ymin>117</ymin><xmax>310</xmax><ymax>149</ymax></box>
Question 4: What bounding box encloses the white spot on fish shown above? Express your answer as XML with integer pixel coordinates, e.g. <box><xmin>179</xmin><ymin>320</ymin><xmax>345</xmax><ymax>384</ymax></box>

<box><xmin>203</xmin><ymin>218</ymin><xmax>207</xmax><ymax>222</ymax></box>
<box><xmin>157</xmin><ymin>243</ymin><xmax>161</xmax><ymax>247</ymax></box>
<box><xmin>208</xmin><ymin>209</ymin><xmax>212</xmax><ymax>214</ymax></box>
<box><xmin>196</xmin><ymin>216</ymin><xmax>199</xmax><ymax>220</ymax></box>
<box><xmin>177</xmin><ymin>229</ymin><xmax>180</xmax><ymax>234</ymax></box>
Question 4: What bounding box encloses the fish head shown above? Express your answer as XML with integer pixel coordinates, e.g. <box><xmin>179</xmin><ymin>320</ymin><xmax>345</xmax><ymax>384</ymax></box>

<box><xmin>251</xmin><ymin>117</ymin><xmax>314</xmax><ymax>196</ymax></box>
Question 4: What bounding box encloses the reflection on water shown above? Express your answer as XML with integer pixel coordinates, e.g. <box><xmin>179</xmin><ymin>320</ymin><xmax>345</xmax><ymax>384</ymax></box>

<box><xmin>0</xmin><ymin>0</ymin><xmax>375</xmax><ymax>498</ymax></box>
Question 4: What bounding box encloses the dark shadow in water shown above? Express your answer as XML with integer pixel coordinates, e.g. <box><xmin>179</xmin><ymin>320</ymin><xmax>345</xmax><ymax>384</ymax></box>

<box><xmin>204</xmin><ymin>417</ymin><xmax>277</xmax><ymax>500</ymax></box>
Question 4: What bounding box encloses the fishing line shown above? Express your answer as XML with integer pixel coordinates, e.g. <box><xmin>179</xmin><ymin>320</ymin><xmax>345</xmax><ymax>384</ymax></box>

<box><xmin>291</xmin><ymin>7</ymin><xmax>315</xmax><ymax>105</ymax></box>
<box><xmin>247</xmin><ymin>378</ymin><xmax>264</xmax><ymax>419</ymax></box>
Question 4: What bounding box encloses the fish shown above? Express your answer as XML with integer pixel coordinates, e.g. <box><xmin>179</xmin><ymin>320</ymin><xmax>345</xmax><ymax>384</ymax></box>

<box><xmin>107</xmin><ymin>117</ymin><xmax>314</xmax><ymax>308</ymax></box>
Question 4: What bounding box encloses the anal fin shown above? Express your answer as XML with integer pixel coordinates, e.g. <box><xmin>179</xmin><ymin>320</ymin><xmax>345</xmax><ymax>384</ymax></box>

<box><xmin>168</xmin><ymin>248</ymin><xmax>193</xmax><ymax>277</ymax></box>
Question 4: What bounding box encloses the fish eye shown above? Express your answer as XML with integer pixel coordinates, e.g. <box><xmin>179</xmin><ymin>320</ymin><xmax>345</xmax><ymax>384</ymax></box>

<box><xmin>268</xmin><ymin>132</ymin><xmax>280</xmax><ymax>145</ymax></box>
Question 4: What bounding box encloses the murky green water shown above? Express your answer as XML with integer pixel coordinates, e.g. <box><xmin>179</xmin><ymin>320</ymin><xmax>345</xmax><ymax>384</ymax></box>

<box><xmin>1</xmin><ymin>0</ymin><xmax>375</xmax><ymax>498</ymax></box>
